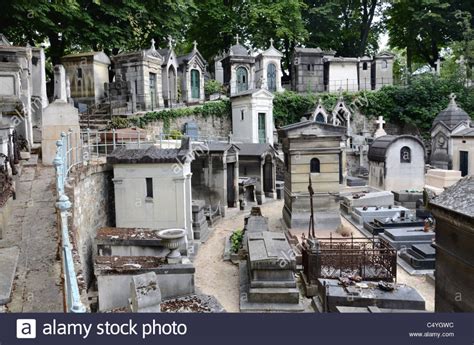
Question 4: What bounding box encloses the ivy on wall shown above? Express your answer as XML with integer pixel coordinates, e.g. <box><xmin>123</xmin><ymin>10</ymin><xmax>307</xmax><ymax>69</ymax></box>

<box><xmin>110</xmin><ymin>74</ymin><xmax>473</xmax><ymax>138</ymax></box>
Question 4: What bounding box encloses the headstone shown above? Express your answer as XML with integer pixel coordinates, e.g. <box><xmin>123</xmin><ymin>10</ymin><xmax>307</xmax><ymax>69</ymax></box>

<box><xmin>425</xmin><ymin>169</ymin><xmax>462</xmax><ymax>195</ymax></box>
<box><xmin>53</xmin><ymin>65</ymin><xmax>68</xmax><ymax>102</ymax></box>
<box><xmin>240</xmin><ymin>230</ymin><xmax>303</xmax><ymax>312</ymax></box>
<box><xmin>183</xmin><ymin>122</ymin><xmax>199</xmax><ymax>140</ymax></box>
<box><xmin>374</xmin><ymin>116</ymin><xmax>387</xmax><ymax>138</ymax></box>
<box><xmin>129</xmin><ymin>272</ymin><xmax>161</xmax><ymax>312</ymax></box>
<box><xmin>341</xmin><ymin>190</ymin><xmax>394</xmax><ymax>215</ymax></box>
<box><xmin>192</xmin><ymin>200</ymin><xmax>209</xmax><ymax>241</ymax></box>
<box><xmin>346</xmin><ymin>176</ymin><xmax>366</xmax><ymax>187</ymax></box>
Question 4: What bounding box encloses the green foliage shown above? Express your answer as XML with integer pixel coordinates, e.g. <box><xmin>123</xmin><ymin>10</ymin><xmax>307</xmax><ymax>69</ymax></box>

<box><xmin>167</xmin><ymin>129</ymin><xmax>183</xmax><ymax>140</ymax></box>
<box><xmin>230</xmin><ymin>229</ymin><xmax>244</xmax><ymax>254</ymax></box>
<box><xmin>273</xmin><ymin>76</ymin><xmax>473</xmax><ymax>138</ymax></box>
<box><xmin>128</xmin><ymin>100</ymin><xmax>231</xmax><ymax>129</ymax></box>
<box><xmin>109</xmin><ymin>117</ymin><xmax>131</xmax><ymax>129</ymax></box>
<box><xmin>204</xmin><ymin>80</ymin><xmax>224</xmax><ymax>96</ymax></box>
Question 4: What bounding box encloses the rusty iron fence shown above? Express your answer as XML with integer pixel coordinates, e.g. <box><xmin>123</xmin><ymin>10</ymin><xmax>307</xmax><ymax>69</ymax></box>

<box><xmin>302</xmin><ymin>235</ymin><xmax>397</xmax><ymax>283</ymax></box>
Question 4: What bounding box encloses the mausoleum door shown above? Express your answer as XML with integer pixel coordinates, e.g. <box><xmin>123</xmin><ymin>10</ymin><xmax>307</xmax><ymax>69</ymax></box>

<box><xmin>227</xmin><ymin>162</ymin><xmax>236</xmax><ymax>207</ymax></box>
<box><xmin>149</xmin><ymin>72</ymin><xmax>157</xmax><ymax>110</ymax></box>
<box><xmin>258</xmin><ymin>113</ymin><xmax>266</xmax><ymax>143</ymax></box>
<box><xmin>237</xmin><ymin>67</ymin><xmax>248</xmax><ymax>92</ymax></box>
<box><xmin>191</xmin><ymin>69</ymin><xmax>200</xmax><ymax>99</ymax></box>
<box><xmin>267</xmin><ymin>63</ymin><xmax>277</xmax><ymax>92</ymax></box>
<box><xmin>169</xmin><ymin>66</ymin><xmax>176</xmax><ymax>102</ymax></box>
<box><xmin>460</xmin><ymin>151</ymin><xmax>469</xmax><ymax>176</ymax></box>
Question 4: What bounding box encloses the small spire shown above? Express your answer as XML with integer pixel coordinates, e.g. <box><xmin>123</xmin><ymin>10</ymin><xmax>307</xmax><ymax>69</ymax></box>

<box><xmin>167</xmin><ymin>35</ymin><xmax>173</xmax><ymax>49</ymax></box>
<box><xmin>269</xmin><ymin>38</ymin><xmax>274</xmax><ymax>47</ymax></box>
<box><xmin>150</xmin><ymin>38</ymin><xmax>156</xmax><ymax>50</ymax></box>
<box><xmin>235</xmin><ymin>33</ymin><xmax>240</xmax><ymax>45</ymax></box>
<box><xmin>193</xmin><ymin>40</ymin><xmax>198</xmax><ymax>51</ymax></box>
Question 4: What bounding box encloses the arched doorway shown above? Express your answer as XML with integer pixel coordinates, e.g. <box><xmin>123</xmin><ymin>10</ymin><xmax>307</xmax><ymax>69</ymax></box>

<box><xmin>236</xmin><ymin>67</ymin><xmax>248</xmax><ymax>93</ymax></box>
<box><xmin>191</xmin><ymin>69</ymin><xmax>200</xmax><ymax>99</ymax></box>
<box><xmin>263</xmin><ymin>155</ymin><xmax>274</xmax><ymax>197</ymax></box>
<box><xmin>168</xmin><ymin>66</ymin><xmax>176</xmax><ymax>104</ymax></box>
<box><xmin>267</xmin><ymin>63</ymin><xmax>277</xmax><ymax>92</ymax></box>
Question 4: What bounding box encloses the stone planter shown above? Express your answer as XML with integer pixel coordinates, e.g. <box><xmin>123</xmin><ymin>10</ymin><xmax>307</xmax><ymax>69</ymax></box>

<box><xmin>156</xmin><ymin>228</ymin><xmax>186</xmax><ymax>263</ymax></box>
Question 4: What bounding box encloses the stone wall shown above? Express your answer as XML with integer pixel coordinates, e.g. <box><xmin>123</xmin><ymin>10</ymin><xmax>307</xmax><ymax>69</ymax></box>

<box><xmin>144</xmin><ymin>114</ymin><xmax>232</xmax><ymax>139</ymax></box>
<box><xmin>66</xmin><ymin>163</ymin><xmax>115</xmax><ymax>289</ymax></box>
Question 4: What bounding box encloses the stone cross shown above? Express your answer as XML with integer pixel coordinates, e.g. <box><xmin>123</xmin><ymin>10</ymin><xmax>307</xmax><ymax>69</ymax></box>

<box><xmin>374</xmin><ymin>116</ymin><xmax>387</xmax><ymax>138</ymax></box>
<box><xmin>376</xmin><ymin>116</ymin><xmax>385</xmax><ymax>130</ymax></box>
<box><xmin>235</xmin><ymin>34</ymin><xmax>240</xmax><ymax>45</ymax></box>
<box><xmin>434</xmin><ymin>58</ymin><xmax>441</xmax><ymax>75</ymax></box>
<box><xmin>167</xmin><ymin>35</ymin><xmax>173</xmax><ymax>49</ymax></box>
<box><xmin>193</xmin><ymin>40</ymin><xmax>197</xmax><ymax>50</ymax></box>
<box><xmin>150</xmin><ymin>38</ymin><xmax>155</xmax><ymax>50</ymax></box>
<box><xmin>270</xmin><ymin>38</ymin><xmax>274</xmax><ymax>47</ymax></box>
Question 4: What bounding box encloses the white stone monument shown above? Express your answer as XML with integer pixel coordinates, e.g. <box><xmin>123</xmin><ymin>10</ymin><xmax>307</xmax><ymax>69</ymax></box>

<box><xmin>374</xmin><ymin>116</ymin><xmax>387</xmax><ymax>138</ymax></box>
<box><xmin>41</xmin><ymin>65</ymin><xmax>80</xmax><ymax>165</ymax></box>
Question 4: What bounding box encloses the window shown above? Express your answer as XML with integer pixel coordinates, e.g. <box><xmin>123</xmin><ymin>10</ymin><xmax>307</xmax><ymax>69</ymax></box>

<box><xmin>241</xmin><ymin>109</ymin><xmax>245</xmax><ymax>121</ymax></box>
<box><xmin>191</xmin><ymin>69</ymin><xmax>200</xmax><ymax>98</ymax></box>
<box><xmin>77</xmin><ymin>68</ymin><xmax>83</xmax><ymax>78</ymax></box>
<box><xmin>146</xmin><ymin>178</ymin><xmax>153</xmax><ymax>198</ymax></box>
<box><xmin>315</xmin><ymin>113</ymin><xmax>325</xmax><ymax>123</ymax></box>
<box><xmin>310</xmin><ymin>158</ymin><xmax>320</xmax><ymax>173</ymax></box>
<box><xmin>400</xmin><ymin>146</ymin><xmax>411</xmax><ymax>163</ymax></box>
<box><xmin>267</xmin><ymin>63</ymin><xmax>277</xmax><ymax>92</ymax></box>
<box><xmin>236</xmin><ymin>67</ymin><xmax>248</xmax><ymax>92</ymax></box>
<box><xmin>362</xmin><ymin>62</ymin><xmax>368</xmax><ymax>70</ymax></box>
<box><xmin>307</xmin><ymin>64</ymin><xmax>311</xmax><ymax>71</ymax></box>
<box><xmin>381</xmin><ymin>60</ymin><xmax>388</xmax><ymax>69</ymax></box>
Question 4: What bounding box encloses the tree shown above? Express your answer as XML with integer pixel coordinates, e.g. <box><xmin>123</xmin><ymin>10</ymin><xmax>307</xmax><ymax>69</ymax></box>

<box><xmin>0</xmin><ymin>0</ymin><xmax>195</xmax><ymax>64</ymax></box>
<box><xmin>386</xmin><ymin>0</ymin><xmax>469</xmax><ymax>71</ymax></box>
<box><xmin>304</xmin><ymin>0</ymin><xmax>383</xmax><ymax>56</ymax></box>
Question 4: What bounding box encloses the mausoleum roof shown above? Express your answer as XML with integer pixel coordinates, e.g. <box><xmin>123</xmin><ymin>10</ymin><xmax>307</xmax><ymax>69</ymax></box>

<box><xmin>235</xmin><ymin>143</ymin><xmax>276</xmax><ymax>157</ymax></box>
<box><xmin>430</xmin><ymin>175</ymin><xmax>474</xmax><ymax>218</ymax></box>
<box><xmin>433</xmin><ymin>95</ymin><xmax>471</xmax><ymax>130</ymax></box>
<box><xmin>368</xmin><ymin>135</ymin><xmax>425</xmax><ymax>162</ymax></box>
<box><xmin>230</xmin><ymin>43</ymin><xmax>249</xmax><ymax>56</ymax></box>
<box><xmin>107</xmin><ymin>138</ymin><xmax>191</xmax><ymax>164</ymax></box>
<box><xmin>451</xmin><ymin>127</ymin><xmax>474</xmax><ymax>137</ymax></box>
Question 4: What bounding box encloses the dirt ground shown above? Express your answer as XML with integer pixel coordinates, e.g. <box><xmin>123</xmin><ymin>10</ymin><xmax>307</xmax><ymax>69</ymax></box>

<box><xmin>193</xmin><ymin>199</ymin><xmax>435</xmax><ymax>312</ymax></box>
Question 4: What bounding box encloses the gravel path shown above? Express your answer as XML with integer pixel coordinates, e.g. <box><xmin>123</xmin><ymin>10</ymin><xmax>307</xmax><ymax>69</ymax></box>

<box><xmin>194</xmin><ymin>199</ymin><xmax>434</xmax><ymax>312</ymax></box>
<box><xmin>0</xmin><ymin>163</ymin><xmax>63</xmax><ymax>312</ymax></box>
<box><xmin>193</xmin><ymin>200</ymin><xmax>284</xmax><ymax>312</ymax></box>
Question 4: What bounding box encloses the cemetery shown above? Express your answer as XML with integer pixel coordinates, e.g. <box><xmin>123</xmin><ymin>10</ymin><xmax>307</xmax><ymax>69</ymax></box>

<box><xmin>0</xmin><ymin>0</ymin><xmax>473</xmax><ymax>317</ymax></box>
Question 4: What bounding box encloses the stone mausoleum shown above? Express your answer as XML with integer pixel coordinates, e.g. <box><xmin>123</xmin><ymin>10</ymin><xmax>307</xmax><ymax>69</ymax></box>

<box><xmin>368</xmin><ymin>135</ymin><xmax>425</xmax><ymax>192</ymax></box>
<box><xmin>278</xmin><ymin>113</ymin><xmax>347</xmax><ymax>230</ymax></box>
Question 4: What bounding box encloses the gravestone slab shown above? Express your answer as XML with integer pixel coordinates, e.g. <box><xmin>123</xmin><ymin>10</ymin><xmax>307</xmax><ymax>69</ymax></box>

<box><xmin>318</xmin><ymin>278</ymin><xmax>425</xmax><ymax>312</ymax></box>
<box><xmin>379</xmin><ymin>228</ymin><xmax>435</xmax><ymax>250</ymax></box>
<box><xmin>192</xmin><ymin>200</ymin><xmax>210</xmax><ymax>241</ymax></box>
<box><xmin>346</xmin><ymin>176</ymin><xmax>367</xmax><ymax>187</ymax></box>
<box><xmin>0</xmin><ymin>246</ymin><xmax>19</xmax><ymax>305</ymax></box>
<box><xmin>351</xmin><ymin>206</ymin><xmax>408</xmax><ymax>225</ymax></box>
<box><xmin>341</xmin><ymin>191</ymin><xmax>394</xmax><ymax>215</ymax></box>
<box><xmin>130</xmin><ymin>272</ymin><xmax>161</xmax><ymax>312</ymax></box>
<box><xmin>364</xmin><ymin>213</ymin><xmax>425</xmax><ymax>235</ymax></box>
<box><xmin>399</xmin><ymin>243</ymin><xmax>435</xmax><ymax>270</ymax></box>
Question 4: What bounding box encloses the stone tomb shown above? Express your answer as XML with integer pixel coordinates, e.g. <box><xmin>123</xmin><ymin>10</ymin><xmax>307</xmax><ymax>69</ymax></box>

<box><xmin>399</xmin><ymin>243</ymin><xmax>435</xmax><ymax>270</ymax></box>
<box><xmin>351</xmin><ymin>205</ymin><xmax>408</xmax><ymax>225</ymax></box>
<box><xmin>317</xmin><ymin>278</ymin><xmax>425</xmax><ymax>312</ymax></box>
<box><xmin>94</xmin><ymin>256</ymin><xmax>195</xmax><ymax>311</ymax></box>
<box><xmin>191</xmin><ymin>200</ymin><xmax>209</xmax><ymax>241</ymax></box>
<box><xmin>341</xmin><ymin>190</ymin><xmax>394</xmax><ymax>215</ymax></box>
<box><xmin>379</xmin><ymin>228</ymin><xmax>435</xmax><ymax>250</ymax></box>
<box><xmin>240</xmin><ymin>231</ymin><xmax>303</xmax><ymax>312</ymax></box>
<box><xmin>393</xmin><ymin>190</ymin><xmax>423</xmax><ymax>209</ymax></box>
<box><xmin>425</xmin><ymin>169</ymin><xmax>462</xmax><ymax>195</ymax></box>
<box><xmin>363</xmin><ymin>211</ymin><xmax>425</xmax><ymax>235</ymax></box>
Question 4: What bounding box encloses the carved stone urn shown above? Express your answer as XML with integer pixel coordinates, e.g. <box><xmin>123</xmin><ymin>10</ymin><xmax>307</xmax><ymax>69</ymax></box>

<box><xmin>157</xmin><ymin>228</ymin><xmax>186</xmax><ymax>263</ymax></box>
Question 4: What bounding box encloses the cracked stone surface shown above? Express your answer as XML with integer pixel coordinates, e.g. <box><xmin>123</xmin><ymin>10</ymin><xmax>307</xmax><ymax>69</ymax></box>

<box><xmin>0</xmin><ymin>164</ymin><xmax>63</xmax><ymax>312</ymax></box>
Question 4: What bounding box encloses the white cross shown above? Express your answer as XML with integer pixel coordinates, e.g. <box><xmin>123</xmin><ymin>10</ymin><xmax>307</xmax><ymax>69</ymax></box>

<box><xmin>150</xmin><ymin>38</ymin><xmax>155</xmax><ymax>50</ymax></box>
<box><xmin>434</xmin><ymin>58</ymin><xmax>441</xmax><ymax>75</ymax></box>
<box><xmin>235</xmin><ymin>34</ymin><xmax>240</xmax><ymax>45</ymax></box>
<box><xmin>376</xmin><ymin>116</ymin><xmax>385</xmax><ymax>130</ymax></box>
<box><xmin>167</xmin><ymin>35</ymin><xmax>173</xmax><ymax>49</ymax></box>
<box><xmin>269</xmin><ymin>38</ymin><xmax>274</xmax><ymax>47</ymax></box>
<box><xmin>193</xmin><ymin>40</ymin><xmax>198</xmax><ymax>50</ymax></box>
